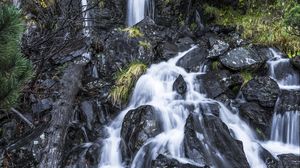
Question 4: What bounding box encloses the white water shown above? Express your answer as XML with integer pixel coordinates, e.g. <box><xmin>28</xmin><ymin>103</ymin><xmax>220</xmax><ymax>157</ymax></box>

<box><xmin>267</xmin><ymin>49</ymin><xmax>300</xmax><ymax>147</ymax></box>
<box><xmin>127</xmin><ymin>0</ymin><xmax>154</xmax><ymax>26</ymax></box>
<box><xmin>81</xmin><ymin>0</ymin><xmax>91</xmax><ymax>61</ymax></box>
<box><xmin>99</xmin><ymin>46</ymin><xmax>267</xmax><ymax>168</ymax></box>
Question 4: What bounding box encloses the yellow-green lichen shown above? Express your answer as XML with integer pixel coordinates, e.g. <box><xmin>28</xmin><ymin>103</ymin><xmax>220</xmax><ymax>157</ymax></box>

<box><xmin>122</xmin><ymin>27</ymin><xmax>144</xmax><ymax>38</ymax></box>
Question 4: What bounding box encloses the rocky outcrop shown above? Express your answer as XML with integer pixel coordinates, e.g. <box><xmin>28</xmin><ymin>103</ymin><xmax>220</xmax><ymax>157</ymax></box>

<box><xmin>242</xmin><ymin>77</ymin><xmax>280</xmax><ymax>107</ymax></box>
<box><xmin>184</xmin><ymin>113</ymin><xmax>250</xmax><ymax>168</ymax></box>
<box><xmin>220</xmin><ymin>47</ymin><xmax>267</xmax><ymax>70</ymax></box>
<box><xmin>121</xmin><ymin>105</ymin><xmax>162</xmax><ymax>159</ymax></box>
<box><xmin>290</xmin><ymin>56</ymin><xmax>300</xmax><ymax>70</ymax></box>
<box><xmin>239</xmin><ymin>102</ymin><xmax>272</xmax><ymax>140</ymax></box>
<box><xmin>275</xmin><ymin>90</ymin><xmax>300</xmax><ymax>114</ymax></box>
<box><xmin>197</xmin><ymin>70</ymin><xmax>243</xmax><ymax>99</ymax></box>
<box><xmin>173</xmin><ymin>74</ymin><xmax>187</xmax><ymax>96</ymax></box>
<box><xmin>176</xmin><ymin>47</ymin><xmax>207</xmax><ymax>72</ymax></box>
<box><xmin>151</xmin><ymin>154</ymin><xmax>204</xmax><ymax>168</ymax></box>
<box><xmin>278</xmin><ymin>154</ymin><xmax>300</xmax><ymax>168</ymax></box>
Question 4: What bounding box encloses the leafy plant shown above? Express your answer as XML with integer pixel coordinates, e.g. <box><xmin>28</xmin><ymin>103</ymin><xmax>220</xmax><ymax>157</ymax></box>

<box><xmin>284</xmin><ymin>5</ymin><xmax>300</xmax><ymax>36</ymax></box>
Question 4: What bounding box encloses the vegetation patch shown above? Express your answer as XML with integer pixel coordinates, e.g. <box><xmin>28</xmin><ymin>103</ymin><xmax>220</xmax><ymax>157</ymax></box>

<box><xmin>204</xmin><ymin>1</ymin><xmax>300</xmax><ymax>56</ymax></box>
<box><xmin>240</xmin><ymin>71</ymin><xmax>253</xmax><ymax>85</ymax></box>
<box><xmin>122</xmin><ymin>27</ymin><xmax>144</xmax><ymax>38</ymax></box>
<box><xmin>139</xmin><ymin>40</ymin><xmax>151</xmax><ymax>49</ymax></box>
<box><xmin>109</xmin><ymin>62</ymin><xmax>147</xmax><ymax>106</ymax></box>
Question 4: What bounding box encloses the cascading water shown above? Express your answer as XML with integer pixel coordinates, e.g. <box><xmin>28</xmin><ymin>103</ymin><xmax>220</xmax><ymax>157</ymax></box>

<box><xmin>127</xmin><ymin>0</ymin><xmax>154</xmax><ymax>26</ymax></box>
<box><xmin>267</xmin><ymin>49</ymin><xmax>300</xmax><ymax>146</ymax></box>
<box><xmin>99</xmin><ymin>46</ymin><xmax>270</xmax><ymax>168</ymax></box>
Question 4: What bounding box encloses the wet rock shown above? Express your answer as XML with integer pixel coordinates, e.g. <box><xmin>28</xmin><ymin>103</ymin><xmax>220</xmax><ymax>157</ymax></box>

<box><xmin>80</xmin><ymin>101</ymin><xmax>94</xmax><ymax>130</ymax></box>
<box><xmin>157</xmin><ymin>42</ymin><xmax>179</xmax><ymax>60</ymax></box>
<box><xmin>32</xmin><ymin>99</ymin><xmax>53</xmax><ymax>114</ymax></box>
<box><xmin>3</xmin><ymin>149</ymin><xmax>37</xmax><ymax>168</ymax></box>
<box><xmin>197</xmin><ymin>70</ymin><xmax>243</xmax><ymax>99</ymax></box>
<box><xmin>0</xmin><ymin>120</ymin><xmax>17</xmax><ymax>147</ymax></box>
<box><xmin>208</xmin><ymin>39</ymin><xmax>229</xmax><ymax>58</ymax></box>
<box><xmin>239</xmin><ymin>102</ymin><xmax>271</xmax><ymax>140</ymax></box>
<box><xmin>176</xmin><ymin>47</ymin><xmax>208</xmax><ymax>72</ymax></box>
<box><xmin>151</xmin><ymin>154</ymin><xmax>204</xmax><ymax>168</ymax></box>
<box><xmin>173</xmin><ymin>75</ymin><xmax>187</xmax><ymax>96</ymax></box>
<box><xmin>291</xmin><ymin>56</ymin><xmax>300</xmax><ymax>70</ymax></box>
<box><xmin>278</xmin><ymin>154</ymin><xmax>300</xmax><ymax>168</ymax></box>
<box><xmin>259</xmin><ymin>147</ymin><xmax>279</xmax><ymax>168</ymax></box>
<box><xmin>220</xmin><ymin>47</ymin><xmax>266</xmax><ymax>70</ymax></box>
<box><xmin>175</xmin><ymin>37</ymin><xmax>195</xmax><ymax>51</ymax></box>
<box><xmin>121</xmin><ymin>105</ymin><xmax>162</xmax><ymax>158</ymax></box>
<box><xmin>275</xmin><ymin>90</ymin><xmax>300</xmax><ymax>114</ymax></box>
<box><xmin>242</xmin><ymin>77</ymin><xmax>280</xmax><ymax>108</ymax></box>
<box><xmin>184</xmin><ymin>113</ymin><xmax>250</xmax><ymax>168</ymax></box>
<box><xmin>85</xmin><ymin>143</ymin><xmax>102</xmax><ymax>167</ymax></box>
<box><xmin>269</xmin><ymin>58</ymin><xmax>299</xmax><ymax>83</ymax></box>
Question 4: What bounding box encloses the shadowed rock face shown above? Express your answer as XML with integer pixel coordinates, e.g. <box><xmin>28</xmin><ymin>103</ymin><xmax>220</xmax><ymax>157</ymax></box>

<box><xmin>173</xmin><ymin>74</ymin><xmax>187</xmax><ymax>96</ymax></box>
<box><xmin>278</xmin><ymin>154</ymin><xmax>300</xmax><ymax>168</ymax></box>
<box><xmin>152</xmin><ymin>154</ymin><xmax>206</xmax><ymax>168</ymax></box>
<box><xmin>242</xmin><ymin>77</ymin><xmax>280</xmax><ymax>108</ymax></box>
<box><xmin>184</xmin><ymin>113</ymin><xmax>250</xmax><ymax>168</ymax></box>
<box><xmin>121</xmin><ymin>105</ymin><xmax>162</xmax><ymax>159</ymax></box>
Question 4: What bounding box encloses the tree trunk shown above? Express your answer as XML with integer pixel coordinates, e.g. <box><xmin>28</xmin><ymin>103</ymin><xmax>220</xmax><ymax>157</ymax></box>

<box><xmin>38</xmin><ymin>63</ymin><xmax>85</xmax><ymax>168</ymax></box>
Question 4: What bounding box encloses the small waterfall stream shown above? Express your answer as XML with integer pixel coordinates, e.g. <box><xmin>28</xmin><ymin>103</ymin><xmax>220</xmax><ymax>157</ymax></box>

<box><xmin>268</xmin><ymin>49</ymin><xmax>300</xmax><ymax>146</ymax></box>
<box><xmin>99</xmin><ymin>46</ymin><xmax>267</xmax><ymax>168</ymax></box>
<box><xmin>127</xmin><ymin>0</ymin><xmax>154</xmax><ymax>26</ymax></box>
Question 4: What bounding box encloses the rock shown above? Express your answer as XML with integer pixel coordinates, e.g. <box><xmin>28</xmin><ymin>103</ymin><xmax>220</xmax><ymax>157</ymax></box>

<box><xmin>32</xmin><ymin>99</ymin><xmax>53</xmax><ymax>114</ymax></box>
<box><xmin>176</xmin><ymin>47</ymin><xmax>208</xmax><ymax>72</ymax></box>
<box><xmin>259</xmin><ymin>147</ymin><xmax>279</xmax><ymax>168</ymax></box>
<box><xmin>242</xmin><ymin>77</ymin><xmax>280</xmax><ymax>108</ymax></box>
<box><xmin>269</xmin><ymin>58</ymin><xmax>299</xmax><ymax>83</ymax></box>
<box><xmin>291</xmin><ymin>56</ymin><xmax>300</xmax><ymax>70</ymax></box>
<box><xmin>220</xmin><ymin>47</ymin><xmax>266</xmax><ymax>70</ymax></box>
<box><xmin>278</xmin><ymin>154</ymin><xmax>300</xmax><ymax>168</ymax></box>
<box><xmin>275</xmin><ymin>90</ymin><xmax>300</xmax><ymax>114</ymax></box>
<box><xmin>3</xmin><ymin>149</ymin><xmax>37</xmax><ymax>168</ymax></box>
<box><xmin>208</xmin><ymin>39</ymin><xmax>229</xmax><ymax>58</ymax></box>
<box><xmin>157</xmin><ymin>42</ymin><xmax>179</xmax><ymax>60</ymax></box>
<box><xmin>85</xmin><ymin>143</ymin><xmax>102</xmax><ymax>167</ymax></box>
<box><xmin>173</xmin><ymin>75</ymin><xmax>187</xmax><ymax>96</ymax></box>
<box><xmin>197</xmin><ymin>70</ymin><xmax>243</xmax><ymax>99</ymax></box>
<box><xmin>151</xmin><ymin>154</ymin><xmax>204</xmax><ymax>168</ymax></box>
<box><xmin>175</xmin><ymin>37</ymin><xmax>195</xmax><ymax>51</ymax></box>
<box><xmin>80</xmin><ymin>101</ymin><xmax>94</xmax><ymax>130</ymax></box>
<box><xmin>121</xmin><ymin>105</ymin><xmax>162</xmax><ymax>158</ymax></box>
<box><xmin>239</xmin><ymin>102</ymin><xmax>271</xmax><ymax>140</ymax></box>
<box><xmin>184</xmin><ymin>113</ymin><xmax>250</xmax><ymax>168</ymax></box>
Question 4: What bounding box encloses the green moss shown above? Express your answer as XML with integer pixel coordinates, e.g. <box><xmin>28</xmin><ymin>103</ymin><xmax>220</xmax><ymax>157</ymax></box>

<box><xmin>241</xmin><ymin>71</ymin><xmax>252</xmax><ymax>85</ymax></box>
<box><xmin>122</xmin><ymin>27</ymin><xmax>144</xmax><ymax>38</ymax></box>
<box><xmin>203</xmin><ymin>1</ymin><xmax>300</xmax><ymax>55</ymax></box>
<box><xmin>211</xmin><ymin>61</ymin><xmax>220</xmax><ymax>71</ymax></box>
<box><xmin>256</xmin><ymin>128</ymin><xmax>266</xmax><ymax>139</ymax></box>
<box><xmin>110</xmin><ymin>62</ymin><xmax>147</xmax><ymax>106</ymax></box>
<box><xmin>139</xmin><ymin>41</ymin><xmax>151</xmax><ymax>49</ymax></box>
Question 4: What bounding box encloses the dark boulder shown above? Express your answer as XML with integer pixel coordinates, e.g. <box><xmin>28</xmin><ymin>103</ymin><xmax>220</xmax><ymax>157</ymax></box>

<box><xmin>207</xmin><ymin>39</ymin><xmax>229</xmax><ymax>58</ymax></box>
<box><xmin>197</xmin><ymin>70</ymin><xmax>243</xmax><ymax>99</ymax></box>
<box><xmin>239</xmin><ymin>102</ymin><xmax>272</xmax><ymax>140</ymax></box>
<box><xmin>278</xmin><ymin>154</ymin><xmax>300</xmax><ymax>168</ymax></box>
<box><xmin>176</xmin><ymin>47</ymin><xmax>208</xmax><ymax>72</ymax></box>
<box><xmin>242</xmin><ymin>77</ymin><xmax>280</xmax><ymax>108</ymax></box>
<box><xmin>151</xmin><ymin>154</ymin><xmax>205</xmax><ymax>168</ymax></box>
<box><xmin>269</xmin><ymin>58</ymin><xmax>299</xmax><ymax>84</ymax></box>
<box><xmin>291</xmin><ymin>56</ymin><xmax>300</xmax><ymax>70</ymax></box>
<box><xmin>259</xmin><ymin>147</ymin><xmax>279</xmax><ymax>168</ymax></box>
<box><xmin>157</xmin><ymin>41</ymin><xmax>179</xmax><ymax>60</ymax></box>
<box><xmin>275</xmin><ymin>90</ymin><xmax>300</xmax><ymax>114</ymax></box>
<box><xmin>173</xmin><ymin>75</ymin><xmax>187</xmax><ymax>96</ymax></box>
<box><xmin>220</xmin><ymin>47</ymin><xmax>267</xmax><ymax>70</ymax></box>
<box><xmin>121</xmin><ymin>105</ymin><xmax>162</xmax><ymax>158</ymax></box>
<box><xmin>32</xmin><ymin>98</ymin><xmax>53</xmax><ymax>114</ymax></box>
<box><xmin>184</xmin><ymin>113</ymin><xmax>250</xmax><ymax>168</ymax></box>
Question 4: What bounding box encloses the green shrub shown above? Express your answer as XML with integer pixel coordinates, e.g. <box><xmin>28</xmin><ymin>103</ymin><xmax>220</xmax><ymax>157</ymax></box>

<box><xmin>284</xmin><ymin>5</ymin><xmax>300</xmax><ymax>36</ymax></box>
<box><xmin>0</xmin><ymin>5</ymin><xmax>32</xmax><ymax>109</ymax></box>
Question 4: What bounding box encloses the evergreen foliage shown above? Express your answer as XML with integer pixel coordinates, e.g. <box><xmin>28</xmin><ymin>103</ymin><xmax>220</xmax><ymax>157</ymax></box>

<box><xmin>285</xmin><ymin>5</ymin><xmax>300</xmax><ymax>36</ymax></box>
<box><xmin>0</xmin><ymin>5</ymin><xmax>32</xmax><ymax>109</ymax></box>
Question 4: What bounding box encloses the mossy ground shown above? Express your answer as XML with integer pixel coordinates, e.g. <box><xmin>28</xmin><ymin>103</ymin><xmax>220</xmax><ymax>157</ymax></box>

<box><xmin>204</xmin><ymin>1</ymin><xmax>300</xmax><ymax>57</ymax></box>
<box><xmin>109</xmin><ymin>62</ymin><xmax>147</xmax><ymax>106</ymax></box>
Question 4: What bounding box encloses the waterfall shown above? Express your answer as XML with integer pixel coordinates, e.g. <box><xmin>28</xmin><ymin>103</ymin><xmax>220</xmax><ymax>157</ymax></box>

<box><xmin>81</xmin><ymin>0</ymin><xmax>92</xmax><ymax>60</ymax></box>
<box><xmin>268</xmin><ymin>49</ymin><xmax>300</xmax><ymax>146</ymax></box>
<box><xmin>127</xmin><ymin>0</ymin><xmax>154</xmax><ymax>26</ymax></box>
<box><xmin>99</xmin><ymin>46</ymin><xmax>270</xmax><ymax>168</ymax></box>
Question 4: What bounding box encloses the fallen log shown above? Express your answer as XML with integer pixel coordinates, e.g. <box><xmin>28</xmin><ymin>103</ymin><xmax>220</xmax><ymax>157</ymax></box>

<box><xmin>38</xmin><ymin>63</ymin><xmax>85</xmax><ymax>168</ymax></box>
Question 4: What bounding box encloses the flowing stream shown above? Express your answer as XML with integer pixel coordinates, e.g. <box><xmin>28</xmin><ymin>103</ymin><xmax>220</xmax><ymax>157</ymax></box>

<box><xmin>99</xmin><ymin>46</ymin><xmax>270</xmax><ymax>168</ymax></box>
<box><xmin>267</xmin><ymin>49</ymin><xmax>300</xmax><ymax>146</ymax></box>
